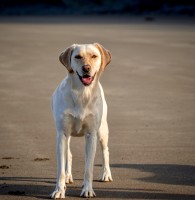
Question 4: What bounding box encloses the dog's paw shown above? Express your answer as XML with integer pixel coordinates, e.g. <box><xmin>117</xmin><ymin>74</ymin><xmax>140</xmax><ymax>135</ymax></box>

<box><xmin>50</xmin><ymin>187</ymin><xmax>65</xmax><ymax>199</ymax></box>
<box><xmin>80</xmin><ymin>182</ymin><xmax>96</xmax><ymax>198</ymax></box>
<box><xmin>100</xmin><ymin>168</ymin><xmax>113</xmax><ymax>182</ymax></box>
<box><xmin>65</xmin><ymin>174</ymin><xmax>73</xmax><ymax>184</ymax></box>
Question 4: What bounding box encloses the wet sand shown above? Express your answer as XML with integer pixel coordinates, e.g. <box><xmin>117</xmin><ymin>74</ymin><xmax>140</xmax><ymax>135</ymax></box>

<box><xmin>0</xmin><ymin>17</ymin><xmax>195</xmax><ymax>199</ymax></box>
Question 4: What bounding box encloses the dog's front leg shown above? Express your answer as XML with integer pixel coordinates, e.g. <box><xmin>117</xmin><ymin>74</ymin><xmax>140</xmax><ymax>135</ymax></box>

<box><xmin>65</xmin><ymin>136</ymin><xmax>73</xmax><ymax>184</ymax></box>
<box><xmin>80</xmin><ymin>133</ymin><xmax>97</xmax><ymax>198</ymax></box>
<box><xmin>50</xmin><ymin>132</ymin><xmax>67</xmax><ymax>199</ymax></box>
<box><xmin>98</xmin><ymin>121</ymin><xmax>113</xmax><ymax>182</ymax></box>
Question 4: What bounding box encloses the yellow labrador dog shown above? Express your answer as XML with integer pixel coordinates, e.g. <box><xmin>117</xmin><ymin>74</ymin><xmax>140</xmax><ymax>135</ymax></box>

<box><xmin>50</xmin><ymin>43</ymin><xmax>113</xmax><ymax>199</ymax></box>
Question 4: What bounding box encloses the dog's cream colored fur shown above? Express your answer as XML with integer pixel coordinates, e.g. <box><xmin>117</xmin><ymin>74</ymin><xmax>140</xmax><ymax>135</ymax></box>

<box><xmin>50</xmin><ymin>43</ymin><xmax>113</xmax><ymax>199</ymax></box>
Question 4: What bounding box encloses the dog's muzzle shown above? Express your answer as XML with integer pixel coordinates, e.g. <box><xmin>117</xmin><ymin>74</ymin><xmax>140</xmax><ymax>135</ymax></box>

<box><xmin>76</xmin><ymin>71</ymin><xmax>96</xmax><ymax>86</ymax></box>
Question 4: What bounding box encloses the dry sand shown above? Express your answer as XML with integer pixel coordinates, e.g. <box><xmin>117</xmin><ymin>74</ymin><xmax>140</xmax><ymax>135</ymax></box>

<box><xmin>0</xmin><ymin>17</ymin><xmax>195</xmax><ymax>200</ymax></box>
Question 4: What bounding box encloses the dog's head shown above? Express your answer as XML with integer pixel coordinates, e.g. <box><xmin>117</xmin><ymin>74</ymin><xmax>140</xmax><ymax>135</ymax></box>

<box><xmin>59</xmin><ymin>43</ymin><xmax>111</xmax><ymax>86</ymax></box>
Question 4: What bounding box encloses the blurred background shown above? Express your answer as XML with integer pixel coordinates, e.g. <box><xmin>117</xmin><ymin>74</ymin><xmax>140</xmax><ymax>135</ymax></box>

<box><xmin>0</xmin><ymin>0</ymin><xmax>195</xmax><ymax>16</ymax></box>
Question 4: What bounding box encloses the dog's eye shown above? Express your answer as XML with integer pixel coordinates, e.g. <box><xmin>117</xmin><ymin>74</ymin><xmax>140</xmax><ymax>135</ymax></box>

<box><xmin>92</xmin><ymin>55</ymin><xmax>97</xmax><ymax>59</ymax></box>
<box><xmin>75</xmin><ymin>55</ymin><xmax>82</xmax><ymax>59</ymax></box>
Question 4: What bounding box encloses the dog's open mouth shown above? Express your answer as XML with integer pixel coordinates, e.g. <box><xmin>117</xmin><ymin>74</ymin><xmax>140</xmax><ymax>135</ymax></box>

<box><xmin>76</xmin><ymin>71</ymin><xmax>96</xmax><ymax>86</ymax></box>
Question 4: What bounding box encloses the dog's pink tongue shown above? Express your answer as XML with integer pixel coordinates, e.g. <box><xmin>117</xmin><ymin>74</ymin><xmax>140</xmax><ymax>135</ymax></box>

<box><xmin>82</xmin><ymin>76</ymin><xmax>93</xmax><ymax>85</ymax></box>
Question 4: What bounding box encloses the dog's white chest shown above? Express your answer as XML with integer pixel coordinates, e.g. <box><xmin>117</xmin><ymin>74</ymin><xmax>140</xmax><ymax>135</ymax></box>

<box><xmin>72</xmin><ymin>117</ymin><xmax>86</xmax><ymax>137</ymax></box>
<box><xmin>63</xmin><ymin>108</ymin><xmax>96</xmax><ymax>137</ymax></box>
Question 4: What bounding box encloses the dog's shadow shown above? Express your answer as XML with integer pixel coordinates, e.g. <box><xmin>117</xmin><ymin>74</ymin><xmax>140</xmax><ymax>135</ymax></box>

<box><xmin>1</xmin><ymin>163</ymin><xmax>195</xmax><ymax>199</ymax></box>
<box><xmin>110</xmin><ymin>163</ymin><xmax>195</xmax><ymax>186</ymax></box>
<box><xmin>0</xmin><ymin>177</ymin><xmax>55</xmax><ymax>199</ymax></box>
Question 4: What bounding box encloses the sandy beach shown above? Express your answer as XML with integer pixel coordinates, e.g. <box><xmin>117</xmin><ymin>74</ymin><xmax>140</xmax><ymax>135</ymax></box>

<box><xmin>0</xmin><ymin>16</ymin><xmax>195</xmax><ymax>199</ymax></box>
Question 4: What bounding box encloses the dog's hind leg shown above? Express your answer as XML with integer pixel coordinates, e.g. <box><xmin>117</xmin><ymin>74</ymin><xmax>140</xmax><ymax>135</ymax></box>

<box><xmin>98</xmin><ymin>121</ymin><xmax>113</xmax><ymax>182</ymax></box>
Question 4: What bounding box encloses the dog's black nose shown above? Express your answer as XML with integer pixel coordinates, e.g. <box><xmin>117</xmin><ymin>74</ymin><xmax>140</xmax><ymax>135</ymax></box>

<box><xmin>82</xmin><ymin>65</ymin><xmax>91</xmax><ymax>73</ymax></box>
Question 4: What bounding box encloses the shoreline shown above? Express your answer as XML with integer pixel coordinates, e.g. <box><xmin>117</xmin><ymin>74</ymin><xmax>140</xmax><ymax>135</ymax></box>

<box><xmin>0</xmin><ymin>15</ymin><xmax>195</xmax><ymax>25</ymax></box>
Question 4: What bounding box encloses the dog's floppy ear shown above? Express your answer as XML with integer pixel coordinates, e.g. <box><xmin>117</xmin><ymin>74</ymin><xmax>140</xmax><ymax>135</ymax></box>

<box><xmin>94</xmin><ymin>43</ymin><xmax>111</xmax><ymax>71</ymax></box>
<box><xmin>59</xmin><ymin>44</ymin><xmax>76</xmax><ymax>73</ymax></box>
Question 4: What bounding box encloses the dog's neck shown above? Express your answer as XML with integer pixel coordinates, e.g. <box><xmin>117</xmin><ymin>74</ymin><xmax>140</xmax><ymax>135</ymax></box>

<box><xmin>69</xmin><ymin>73</ymin><xmax>99</xmax><ymax>108</ymax></box>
